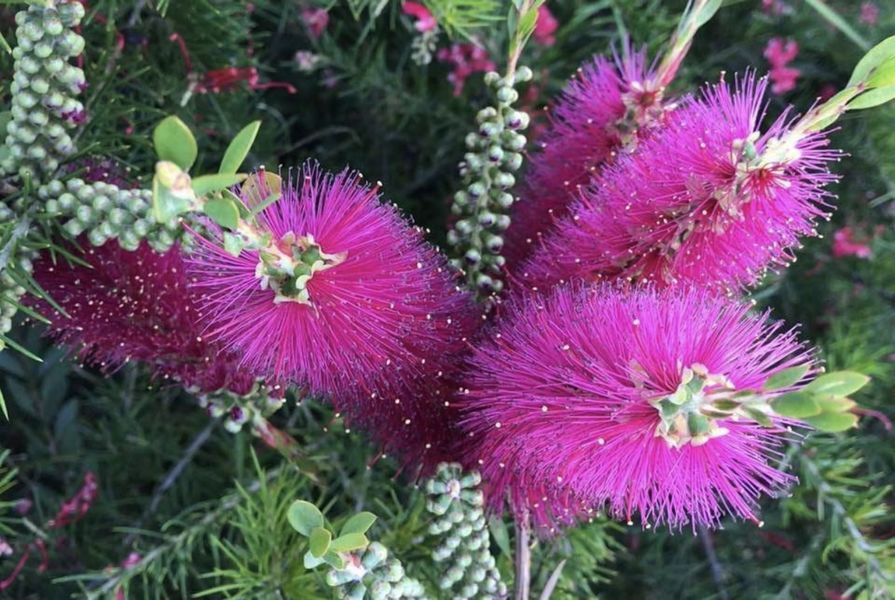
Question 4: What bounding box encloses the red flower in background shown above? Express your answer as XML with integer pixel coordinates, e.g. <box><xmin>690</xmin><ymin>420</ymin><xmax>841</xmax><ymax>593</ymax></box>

<box><xmin>833</xmin><ymin>227</ymin><xmax>873</xmax><ymax>259</ymax></box>
<box><xmin>860</xmin><ymin>2</ymin><xmax>879</xmax><ymax>26</ymax></box>
<box><xmin>533</xmin><ymin>5</ymin><xmax>558</xmax><ymax>46</ymax></box>
<box><xmin>764</xmin><ymin>37</ymin><xmax>800</xmax><ymax>95</ymax></box>
<box><xmin>301</xmin><ymin>7</ymin><xmax>329</xmax><ymax>39</ymax></box>
<box><xmin>437</xmin><ymin>43</ymin><xmax>496</xmax><ymax>96</ymax></box>
<box><xmin>402</xmin><ymin>1</ymin><xmax>437</xmax><ymax>32</ymax></box>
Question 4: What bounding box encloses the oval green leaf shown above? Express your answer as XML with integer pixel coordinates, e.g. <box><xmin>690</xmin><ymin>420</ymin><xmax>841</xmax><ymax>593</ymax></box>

<box><xmin>220</xmin><ymin>120</ymin><xmax>261</xmax><ymax>174</ymax></box>
<box><xmin>153</xmin><ymin>116</ymin><xmax>197</xmax><ymax>171</ymax></box>
<box><xmin>803</xmin><ymin>411</ymin><xmax>859</xmax><ymax>433</ymax></box>
<box><xmin>192</xmin><ymin>173</ymin><xmax>246</xmax><ymax>197</ymax></box>
<box><xmin>803</xmin><ymin>371</ymin><xmax>870</xmax><ymax>397</ymax></box>
<box><xmin>340</xmin><ymin>512</ymin><xmax>377</xmax><ymax>537</ymax></box>
<box><xmin>329</xmin><ymin>532</ymin><xmax>369</xmax><ymax>553</ymax></box>
<box><xmin>764</xmin><ymin>364</ymin><xmax>811</xmax><ymax>390</ymax></box>
<box><xmin>203</xmin><ymin>196</ymin><xmax>240</xmax><ymax>230</ymax></box>
<box><xmin>814</xmin><ymin>395</ymin><xmax>857</xmax><ymax>413</ymax></box>
<box><xmin>287</xmin><ymin>500</ymin><xmax>324</xmax><ymax>536</ymax></box>
<box><xmin>322</xmin><ymin>551</ymin><xmax>345</xmax><ymax>570</ymax></box>
<box><xmin>849</xmin><ymin>86</ymin><xmax>895</xmax><ymax>110</ymax></box>
<box><xmin>772</xmin><ymin>392</ymin><xmax>821</xmax><ymax>419</ymax></box>
<box><xmin>309</xmin><ymin>526</ymin><xmax>332</xmax><ymax>558</ymax></box>
<box><xmin>848</xmin><ymin>35</ymin><xmax>895</xmax><ymax>87</ymax></box>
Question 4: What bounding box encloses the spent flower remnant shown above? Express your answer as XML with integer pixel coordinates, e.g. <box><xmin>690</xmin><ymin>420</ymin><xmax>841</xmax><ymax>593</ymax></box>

<box><xmin>460</xmin><ymin>285</ymin><xmax>815</xmax><ymax>530</ymax></box>
<box><xmin>187</xmin><ymin>164</ymin><xmax>474</xmax><ymax>401</ymax></box>
<box><xmin>30</xmin><ymin>242</ymin><xmax>257</xmax><ymax>395</ymax></box>
<box><xmin>503</xmin><ymin>0</ymin><xmax>720</xmax><ymax>268</ymax></box>
<box><xmin>520</xmin><ymin>74</ymin><xmax>839</xmax><ymax>294</ymax></box>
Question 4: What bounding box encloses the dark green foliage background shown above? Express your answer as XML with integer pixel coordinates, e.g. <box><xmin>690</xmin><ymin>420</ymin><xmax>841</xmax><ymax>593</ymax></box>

<box><xmin>1</xmin><ymin>0</ymin><xmax>894</xmax><ymax>598</ymax></box>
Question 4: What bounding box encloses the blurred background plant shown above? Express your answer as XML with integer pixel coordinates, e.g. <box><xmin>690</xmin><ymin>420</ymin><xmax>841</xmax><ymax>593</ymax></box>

<box><xmin>0</xmin><ymin>0</ymin><xmax>894</xmax><ymax>598</ymax></box>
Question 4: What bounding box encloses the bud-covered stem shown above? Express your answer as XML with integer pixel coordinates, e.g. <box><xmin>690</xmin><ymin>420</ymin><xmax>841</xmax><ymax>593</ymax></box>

<box><xmin>426</xmin><ymin>463</ymin><xmax>507</xmax><ymax>599</ymax></box>
<box><xmin>1</xmin><ymin>0</ymin><xmax>86</xmax><ymax>185</ymax></box>
<box><xmin>447</xmin><ymin>68</ymin><xmax>532</xmax><ymax>298</ymax></box>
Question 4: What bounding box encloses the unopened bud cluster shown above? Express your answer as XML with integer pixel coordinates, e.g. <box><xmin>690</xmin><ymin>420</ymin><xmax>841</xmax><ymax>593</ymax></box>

<box><xmin>41</xmin><ymin>179</ymin><xmax>182</xmax><ymax>252</ymax></box>
<box><xmin>447</xmin><ymin>67</ymin><xmax>532</xmax><ymax>297</ymax></box>
<box><xmin>1</xmin><ymin>1</ymin><xmax>86</xmax><ymax>183</ymax></box>
<box><xmin>325</xmin><ymin>542</ymin><xmax>427</xmax><ymax>600</ymax></box>
<box><xmin>197</xmin><ymin>380</ymin><xmax>285</xmax><ymax>434</ymax></box>
<box><xmin>0</xmin><ymin>250</ymin><xmax>34</xmax><ymax>347</ymax></box>
<box><xmin>426</xmin><ymin>463</ymin><xmax>506</xmax><ymax>599</ymax></box>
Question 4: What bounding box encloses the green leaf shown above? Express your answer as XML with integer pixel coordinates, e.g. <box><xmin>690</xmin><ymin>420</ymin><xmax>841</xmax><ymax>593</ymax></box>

<box><xmin>805</xmin><ymin>0</ymin><xmax>871</xmax><ymax>53</ymax></box>
<box><xmin>693</xmin><ymin>0</ymin><xmax>722</xmax><ymax>28</ymax></box>
<box><xmin>0</xmin><ymin>387</ymin><xmax>7</xmax><ymax>421</ymax></box>
<box><xmin>249</xmin><ymin>193</ymin><xmax>282</xmax><ymax>217</ymax></box>
<box><xmin>687</xmin><ymin>413</ymin><xmax>710</xmax><ymax>436</ymax></box>
<box><xmin>322</xmin><ymin>551</ymin><xmax>345</xmax><ymax>570</ymax></box>
<box><xmin>744</xmin><ymin>407</ymin><xmax>772</xmax><ymax>427</ymax></box>
<box><xmin>803</xmin><ymin>411</ymin><xmax>859</xmax><ymax>432</ymax></box>
<box><xmin>329</xmin><ymin>532</ymin><xmax>368</xmax><ymax>553</ymax></box>
<box><xmin>848</xmin><ymin>34</ymin><xmax>895</xmax><ymax>87</ymax></box>
<box><xmin>153</xmin><ymin>116</ymin><xmax>197</xmax><ymax>171</ymax></box>
<box><xmin>803</xmin><ymin>371</ymin><xmax>870</xmax><ymax>397</ymax></box>
<box><xmin>814</xmin><ymin>395</ymin><xmax>857</xmax><ymax>413</ymax></box>
<box><xmin>0</xmin><ymin>31</ymin><xmax>11</xmax><ymax>55</ymax></box>
<box><xmin>712</xmin><ymin>399</ymin><xmax>741</xmax><ymax>411</ymax></box>
<box><xmin>764</xmin><ymin>364</ymin><xmax>811</xmax><ymax>390</ymax></box>
<box><xmin>303</xmin><ymin>551</ymin><xmax>325</xmax><ymax>569</ymax></box>
<box><xmin>152</xmin><ymin>175</ymin><xmax>191</xmax><ymax>223</ymax></box>
<box><xmin>219</xmin><ymin>121</ymin><xmax>261</xmax><ymax>174</ymax></box>
<box><xmin>340</xmin><ymin>512</ymin><xmax>377</xmax><ymax>537</ymax></box>
<box><xmin>772</xmin><ymin>392</ymin><xmax>821</xmax><ymax>419</ymax></box>
<box><xmin>488</xmin><ymin>516</ymin><xmax>512</xmax><ymax>558</ymax></box>
<box><xmin>287</xmin><ymin>500</ymin><xmax>324</xmax><ymax>536</ymax></box>
<box><xmin>849</xmin><ymin>86</ymin><xmax>895</xmax><ymax>110</ymax></box>
<box><xmin>309</xmin><ymin>526</ymin><xmax>332</xmax><ymax>558</ymax></box>
<box><xmin>191</xmin><ymin>173</ymin><xmax>246</xmax><ymax>197</ymax></box>
<box><xmin>202</xmin><ymin>196</ymin><xmax>240</xmax><ymax>230</ymax></box>
<box><xmin>866</xmin><ymin>56</ymin><xmax>895</xmax><ymax>89</ymax></box>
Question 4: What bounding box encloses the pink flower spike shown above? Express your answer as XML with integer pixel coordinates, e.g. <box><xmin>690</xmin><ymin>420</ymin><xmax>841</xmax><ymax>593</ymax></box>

<box><xmin>533</xmin><ymin>5</ymin><xmax>558</xmax><ymax>46</ymax></box>
<box><xmin>503</xmin><ymin>50</ymin><xmax>672</xmax><ymax>269</ymax></box>
<box><xmin>402</xmin><ymin>1</ymin><xmax>437</xmax><ymax>32</ymax></box>
<box><xmin>459</xmin><ymin>284</ymin><xmax>815</xmax><ymax>531</ymax></box>
<box><xmin>519</xmin><ymin>74</ymin><xmax>841</xmax><ymax>294</ymax></box>
<box><xmin>186</xmin><ymin>163</ymin><xmax>476</xmax><ymax>402</ymax></box>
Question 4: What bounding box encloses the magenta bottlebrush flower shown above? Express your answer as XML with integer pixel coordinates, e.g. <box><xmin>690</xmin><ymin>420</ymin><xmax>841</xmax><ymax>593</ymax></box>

<box><xmin>459</xmin><ymin>284</ymin><xmax>814</xmax><ymax>530</ymax></box>
<box><xmin>187</xmin><ymin>164</ymin><xmax>475</xmax><ymax>403</ymax></box>
<box><xmin>503</xmin><ymin>50</ymin><xmax>674</xmax><ymax>267</ymax></box>
<box><xmin>31</xmin><ymin>242</ymin><xmax>255</xmax><ymax>394</ymax></box>
<box><xmin>520</xmin><ymin>74</ymin><xmax>839</xmax><ymax>294</ymax></box>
